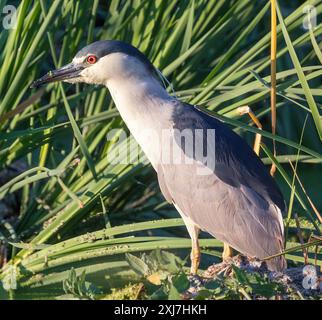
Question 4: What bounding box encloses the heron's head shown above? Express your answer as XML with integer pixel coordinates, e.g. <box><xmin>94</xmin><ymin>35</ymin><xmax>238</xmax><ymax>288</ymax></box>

<box><xmin>31</xmin><ymin>40</ymin><xmax>157</xmax><ymax>88</ymax></box>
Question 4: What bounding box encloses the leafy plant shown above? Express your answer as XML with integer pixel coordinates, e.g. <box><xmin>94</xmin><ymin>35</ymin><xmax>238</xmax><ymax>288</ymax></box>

<box><xmin>61</xmin><ymin>268</ymin><xmax>101</xmax><ymax>300</ymax></box>
<box><xmin>126</xmin><ymin>250</ymin><xmax>190</xmax><ymax>300</ymax></box>
<box><xmin>125</xmin><ymin>250</ymin><xmax>288</xmax><ymax>300</ymax></box>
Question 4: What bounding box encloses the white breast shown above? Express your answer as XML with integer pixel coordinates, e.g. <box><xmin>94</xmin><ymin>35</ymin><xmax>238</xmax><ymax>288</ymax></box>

<box><xmin>106</xmin><ymin>76</ymin><xmax>175</xmax><ymax>169</ymax></box>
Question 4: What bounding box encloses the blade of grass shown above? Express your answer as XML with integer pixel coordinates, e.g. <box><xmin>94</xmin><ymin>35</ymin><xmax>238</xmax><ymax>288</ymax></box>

<box><xmin>275</xmin><ymin>0</ymin><xmax>322</xmax><ymax>140</ymax></box>
<box><xmin>289</xmin><ymin>161</ymin><xmax>322</xmax><ymax>224</ymax></box>
<box><xmin>261</xmin><ymin>143</ymin><xmax>321</xmax><ymax>234</ymax></box>
<box><xmin>307</xmin><ymin>8</ymin><xmax>322</xmax><ymax>64</ymax></box>
<box><xmin>59</xmin><ymin>83</ymin><xmax>97</xmax><ymax>180</ymax></box>
<box><xmin>285</xmin><ymin>115</ymin><xmax>308</xmax><ymax>245</ymax></box>
<box><xmin>0</xmin><ymin>0</ymin><xmax>62</xmax><ymax>114</ymax></box>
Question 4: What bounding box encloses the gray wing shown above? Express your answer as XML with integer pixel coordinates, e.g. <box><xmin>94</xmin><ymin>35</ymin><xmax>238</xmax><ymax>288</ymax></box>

<box><xmin>157</xmin><ymin>102</ymin><xmax>286</xmax><ymax>271</ymax></box>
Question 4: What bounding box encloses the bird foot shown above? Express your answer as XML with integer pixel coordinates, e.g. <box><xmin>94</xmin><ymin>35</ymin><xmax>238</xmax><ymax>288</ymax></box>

<box><xmin>203</xmin><ymin>254</ymin><xmax>262</xmax><ymax>278</ymax></box>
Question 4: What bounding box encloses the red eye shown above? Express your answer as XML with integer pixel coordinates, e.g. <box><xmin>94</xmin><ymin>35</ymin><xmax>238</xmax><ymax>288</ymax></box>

<box><xmin>86</xmin><ymin>55</ymin><xmax>97</xmax><ymax>64</ymax></box>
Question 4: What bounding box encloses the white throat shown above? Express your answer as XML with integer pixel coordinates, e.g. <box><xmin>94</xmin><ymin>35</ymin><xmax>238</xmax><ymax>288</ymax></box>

<box><xmin>105</xmin><ymin>75</ymin><xmax>175</xmax><ymax>168</ymax></box>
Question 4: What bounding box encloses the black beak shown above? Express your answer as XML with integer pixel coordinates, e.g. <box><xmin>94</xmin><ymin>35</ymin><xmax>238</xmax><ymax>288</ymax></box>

<box><xmin>30</xmin><ymin>63</ymin><xmax>84</xmax><ymax>88</ymax></box>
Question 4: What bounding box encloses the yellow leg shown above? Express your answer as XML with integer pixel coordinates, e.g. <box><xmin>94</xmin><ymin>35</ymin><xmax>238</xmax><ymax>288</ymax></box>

<box><xmin>190</xmin><ymin>236</ymin><xmax>201</xmax><ymax>275</ymax></box>
<box><xmin>222</xmin><ymin>243</ymin><xmax>234</xmax><ymax>261</ymax></box>
<box><xmin>181</xmin><ymin>214</ymin><xmax>201</xmax><ymax>274</ymax></box>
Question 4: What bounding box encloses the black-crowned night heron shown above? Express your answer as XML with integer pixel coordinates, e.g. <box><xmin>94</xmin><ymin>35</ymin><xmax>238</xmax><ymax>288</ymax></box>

<box><xmin>32</xmin><ymin>40</ymin><xmax>286</xmax><ymax>273</ymax></box>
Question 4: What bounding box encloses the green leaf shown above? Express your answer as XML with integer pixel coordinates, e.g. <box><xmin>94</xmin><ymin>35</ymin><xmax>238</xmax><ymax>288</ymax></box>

<box><xmin>168</xmin><ymin>272</ymin><xmax>190</xmax><ymax>300</ymax></box>
<box><xmin>231</xmin><ymin>265</ymin><xmax>250</xmax><ymax>285</ymax></box>
<box><xmin>125</xmin><ymin>253</ymin><xmax>150</xmax><ymax>277</ymax></box>
<box><xmin>8</xmin><ymin>242</ymin><xmax>50</xmax><ymax>250</ymax></box>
